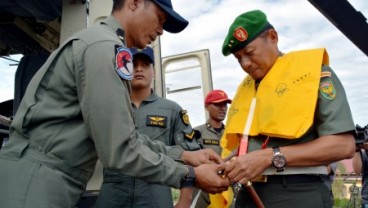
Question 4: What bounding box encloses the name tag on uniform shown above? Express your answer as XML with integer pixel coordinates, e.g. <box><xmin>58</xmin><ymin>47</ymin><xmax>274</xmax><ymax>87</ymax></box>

<box><xmin>203</xmin><ymin>139</ymin><xmax>219</xmax><ymax>145</ymax></box>
<box><xmin>146</xmin><ymin>115</ymin><xmax>167</xmax><ymax>128</ymax></box>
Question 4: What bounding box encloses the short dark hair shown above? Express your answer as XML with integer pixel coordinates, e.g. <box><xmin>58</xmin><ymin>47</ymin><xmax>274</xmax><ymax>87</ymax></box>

<box><xmin>112</xmin><ymin>0</ymin><xmax>126</xmax><ymax>12</ymax></box>
<box><xmin>112</xmin><ymin>0</ymin><xmax>150</xmax><ymax>12</ymax></box>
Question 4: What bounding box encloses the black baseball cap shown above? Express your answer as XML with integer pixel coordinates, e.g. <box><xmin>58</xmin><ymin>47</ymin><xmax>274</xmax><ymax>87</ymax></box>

<box><xmin>130</xmin><ymin>47</ymin><xmax>155</xmax><ymax>64</ymax></box>
<box><xmin>152</xmin><ymin>0</ymin><xmax>189</xmax><ymax>33</ymax></box>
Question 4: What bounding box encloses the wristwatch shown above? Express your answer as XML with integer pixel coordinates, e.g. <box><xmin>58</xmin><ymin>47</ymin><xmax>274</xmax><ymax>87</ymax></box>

<box><xmin>180</xmin><ymin>166</ymin><xmax>196</xmax><ymax>188</ymax></box>
<box><xmin>271</xmin><ymin>146</ymin><xmax>287</xmax><ymax>172</ymax></box>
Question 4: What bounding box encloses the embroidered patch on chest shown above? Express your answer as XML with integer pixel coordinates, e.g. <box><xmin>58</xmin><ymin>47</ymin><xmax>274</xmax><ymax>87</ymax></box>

<box><xmin>146</xmin><ymin>115</ymin><xmax>167</xmax><ymax>128</ymax></box>
<box><xmin>203</xmin><ymin>139</ymin><xmax>219</xmax><ymax>145</ymax></box>
<box><xmin>319</xmin><ymin>81</ymin><xmax>336</xmax><ymax>100</ymax></box>
<box><xmin>115</xmin><ymin>46</ymin><xmax>133</xmax><ymax>80</ymax></box>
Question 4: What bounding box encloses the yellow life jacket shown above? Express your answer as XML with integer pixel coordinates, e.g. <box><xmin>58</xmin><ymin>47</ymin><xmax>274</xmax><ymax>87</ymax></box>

<box><xmin>210</xmin><ymin>48</ymin><xmax>329</xmax><ymax>208</ymax></box>
<box><xmin>221</xmin><ymin>48</ymin><xmax>329</xmax><ymax>154</ymax></box>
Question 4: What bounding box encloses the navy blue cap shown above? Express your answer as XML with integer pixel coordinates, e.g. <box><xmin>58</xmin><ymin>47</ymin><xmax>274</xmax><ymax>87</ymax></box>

<box><xmin>152</xmin><ymin>0</ymin><xmax>189</xmax><ymax>33</ymax></box>
<box><xmin>130</xmin><ymin>47</ymin><xmax>154</xmax><ymax>64</ymax></box>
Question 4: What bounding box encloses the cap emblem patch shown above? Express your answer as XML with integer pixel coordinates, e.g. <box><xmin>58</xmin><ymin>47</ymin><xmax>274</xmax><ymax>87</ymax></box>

<box><xmin>233</xmin><ymin>26</ymin><xmax>248</xmax><ymax>42</ymax></box>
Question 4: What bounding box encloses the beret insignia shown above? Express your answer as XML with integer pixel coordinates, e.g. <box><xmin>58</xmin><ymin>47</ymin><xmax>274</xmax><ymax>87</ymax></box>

<box><xmin>233</xmin><ymin>26</ymin><xmax>248</xmax><ymax>42</ymax></box>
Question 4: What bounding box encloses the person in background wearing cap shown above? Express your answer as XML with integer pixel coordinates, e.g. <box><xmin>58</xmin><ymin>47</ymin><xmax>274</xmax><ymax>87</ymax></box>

<box><xmin>0</xmin><ymin>1</ymin><xmax>230</xmax><ymax>207</ymax></box>
<box><xmin>196</xmin><ymin>90</ymin><xmax>232</xmax><ymax>154</ymax></box>
<box><xmin>218</xmin><ymin>9</ymin><xmax>356</xmax><ymax>207</ymax></box>
<box><xmin>191</xmin><ymin>90</ymin><xmax>233</xmax><ymax>208</ymax></box>
<box><xmin>96</xmin><ymin>46</ymin><xmax>208</xmax><ymax>208</ymax></box>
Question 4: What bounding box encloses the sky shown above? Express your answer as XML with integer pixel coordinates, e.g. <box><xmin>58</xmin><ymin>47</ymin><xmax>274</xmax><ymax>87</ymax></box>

<box><xmin>0</xmin><ymin>0</ymin><xmax>367</xmax><ymax>128</ymax></box>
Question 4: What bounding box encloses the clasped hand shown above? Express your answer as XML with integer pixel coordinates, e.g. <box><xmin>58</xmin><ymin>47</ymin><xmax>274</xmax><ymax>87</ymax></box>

<box><xmin>221</xmin><ymin>149</ymin><xmax>271</xmax><ymax>185</ymax></box>
<box><xmin>181</xmin><ymin>149</ymin><xmax>230</xmax><ymax>193</ymax></box>
<box><xmin>181</xmin><ymin>149</ymin><xmax>270</xmax><ymax>194</ymax></box>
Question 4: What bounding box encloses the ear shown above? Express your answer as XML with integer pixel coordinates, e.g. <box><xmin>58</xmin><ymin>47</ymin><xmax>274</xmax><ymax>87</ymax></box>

<box><xmin>128</xmin><ymin>0</ymin><xmax>140</xmax><ymax>11</ymax></box>
<box><xmin>205</xmin><ymin>104</ymin><xmax>209</xmax><ymax>110</ymax></box>
<box><xmin>268</xmin><ymin>29</ymin><xmax>278</xmax><ymax>44</ymax></box>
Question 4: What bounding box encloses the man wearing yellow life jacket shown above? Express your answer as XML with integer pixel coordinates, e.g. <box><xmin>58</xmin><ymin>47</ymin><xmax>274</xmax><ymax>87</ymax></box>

<box><xmin>215</xmin><ymin>9</ymin><xmax>356</xmax><ymax>208</ymax></box>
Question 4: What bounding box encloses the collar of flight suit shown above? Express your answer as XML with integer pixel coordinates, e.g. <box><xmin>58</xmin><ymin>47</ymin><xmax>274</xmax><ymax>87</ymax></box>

<box><xmin>144</xmin><ymin>89</ymin><xmax>160</xmax><ymax>102</ymax></box>
<box><xmin>206</xmin><ymin>121</ymin><xmax>225</xmax><ymax>132</ymax></box>
<box><xmin>131</xmin><ymin>89</ymin><xmax>160</xmax><ymax>105</ymax></box>
<box><xmin>101</xmin><ymin>16</ymin><xmax>123</xmax><ymax>32</ymax></box>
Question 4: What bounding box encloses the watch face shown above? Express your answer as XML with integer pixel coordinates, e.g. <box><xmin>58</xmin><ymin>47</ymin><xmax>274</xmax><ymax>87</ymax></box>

<box><xmin>273</xmin><ymin>155</ymin><xmax>286</xmax><ymax>168</ymax></box>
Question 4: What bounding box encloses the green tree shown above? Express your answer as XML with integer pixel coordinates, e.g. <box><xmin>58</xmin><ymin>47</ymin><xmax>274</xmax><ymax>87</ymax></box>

<box><xmin>332</xmin><ymin>162</ymin><xmax>362</xmax><ymax>208</ymax></box>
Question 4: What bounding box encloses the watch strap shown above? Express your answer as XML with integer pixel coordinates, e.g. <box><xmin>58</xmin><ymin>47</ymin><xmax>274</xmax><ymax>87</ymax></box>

<box><xmin>272</xmin><ymin>146</ymin><xmax>281</xmax><ymax>156</ymax></box>
<box><xmin>180</xmin><ymin>166</ymin><xmax>196</xmax><ymax>188</ymax></box>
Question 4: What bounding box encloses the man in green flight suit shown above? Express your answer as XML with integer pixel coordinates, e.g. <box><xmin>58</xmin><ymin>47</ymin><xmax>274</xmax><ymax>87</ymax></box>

<box><xmin>96</xmin><ymin>46</ymin><xmax>202</xmax><ymax>208</ymax></box>
<box><xmin>0</xmin><ymin>1</ymin><xmax>230</xmax><ymax>208</ymax></box>
<box><xmin>220</xmin><ymin>10</ymin><xmax>356</xmax><ymax>208</ymax></box>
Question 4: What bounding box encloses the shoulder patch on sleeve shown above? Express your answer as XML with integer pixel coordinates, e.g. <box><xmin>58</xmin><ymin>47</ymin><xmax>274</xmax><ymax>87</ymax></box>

<box><xmin>320</xmin><ymin>81</ymin><xmax>336</xmax><ymax>100</ymax></box>
<box><xmin>184</xmin><ymin>130</ymin><xmax>195</xmax><ymax>141</ymax></box>
<box><xmin>115</xmin><ymin>45</ymin><xmax>133</xmax><ymax>80</ymax></box>
<box><xmin>180</xmin><ymin>110</ymin><xmax>190</xmax><ymax>126</ymax></box>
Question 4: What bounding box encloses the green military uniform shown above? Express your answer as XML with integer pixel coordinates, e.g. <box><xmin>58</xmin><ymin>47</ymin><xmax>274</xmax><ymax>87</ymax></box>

<box><xmin>192</xmin><ymin>123</ymin><xmax>225</xmax><ymax>208</ymax></box>
<box><xmin>220</xmin><ymin>10</ymin><xmax>355</xmax><ymax>208</ymax></box>
<box><xmin>195</xmin><ymin>122</ymin><xmax>225</xmax><ymax>155</ymax></box>
<box><xmin>96</xmin><ymin>91</ymin><xmax>200</xmax><ymax>208</ymax></box>
<box><xmin>236</xmin><ymin>66</ymin><xmax>355</xmax><ymax>208</ymax></box>
<box><xmin>0</xmin><ymin>16</ymin><xmax>187</xmax><ymax>208</ymax></box>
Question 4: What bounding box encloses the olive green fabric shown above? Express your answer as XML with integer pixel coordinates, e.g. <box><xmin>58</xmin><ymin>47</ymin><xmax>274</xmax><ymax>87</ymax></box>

<box><xmin>222</xmin><ymin>10</ymin><xmax>271</xmax><ymax>56</ymax></box>
<box><xmin>195</xmin><ymin>122</ymin><xmax>224</xmax><ymax>155</ymax></box>
<box><xmin>96</xmin><ymin>91</ymin><xmax>200</xmax><ymax>208</ymax></box>
<box><xmin>0</xmin><ymin>16</ymin><xmax>187</xmax><ymax>208</ymax></box>
<box><xmin>192</xmin><ymin>122</ymin><xmax>225</xmax><ymax>208</ymax></box>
